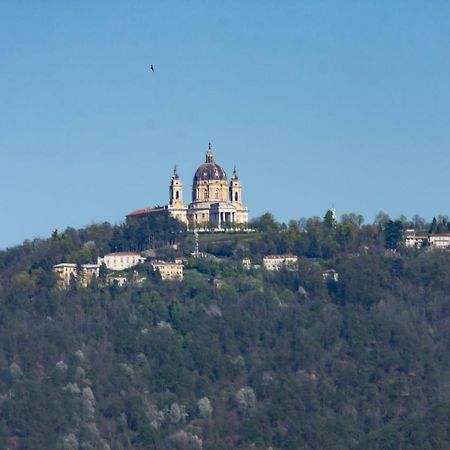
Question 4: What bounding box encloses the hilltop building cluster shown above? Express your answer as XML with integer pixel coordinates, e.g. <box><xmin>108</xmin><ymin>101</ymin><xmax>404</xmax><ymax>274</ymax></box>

<box><xmin>404</xmin><ymin>230</ymin><xmax>450</xmax><ymax>249</ymax></box>
<box><xmin>52</xmin><ymin>147</ymin><xmax>344</xmax><ymax>288</ymax></box>
<box><xmin>53</xmin><ymin>252</ymin><xmax>184</xmax><ymax>288</ymax></box>
<box><xmin>127</xmin><ymin>144</ymin><xmax>249</xmax><ymax>230</ymax></box>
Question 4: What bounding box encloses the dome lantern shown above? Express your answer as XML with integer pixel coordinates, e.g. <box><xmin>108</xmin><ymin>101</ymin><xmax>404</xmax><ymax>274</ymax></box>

<box><xmin>206</xmin><ymin>143</ymin><xmax>214</xmax><ymax>163</ymax></box>
<box><xmin>193</xmin><ymin>145</ymin><xmax>227</xmax><ymax>183</ymax></box>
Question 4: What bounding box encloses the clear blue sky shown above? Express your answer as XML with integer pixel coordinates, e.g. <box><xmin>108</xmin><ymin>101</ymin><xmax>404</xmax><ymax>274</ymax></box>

<box><xmin>2</xmin><ymin>1</ymin><xmax>450</xmax><ymax>248</ymax></box>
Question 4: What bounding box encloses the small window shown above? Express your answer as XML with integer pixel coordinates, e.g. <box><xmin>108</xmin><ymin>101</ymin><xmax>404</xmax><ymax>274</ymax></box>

<box><xmin>235</xmin><ymin>192</ymin><xmax>238</xmax><ymax>201</ymax></box>
<box><xmin>176</xmin><ymin>191</ymin><xmax>180</xmax><ymax>200</ymax></box>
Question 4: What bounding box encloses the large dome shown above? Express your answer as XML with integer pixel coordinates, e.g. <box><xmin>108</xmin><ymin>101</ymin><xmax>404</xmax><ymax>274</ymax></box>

<box><xmin>193</xmin><ymin>162</ymin><xmax>227</xmax><ymax>182</ymax></box>
<box><xmin>193</xmin><ymin>148</ymin><xmax>227</xmax><ymax>182</ymax></box>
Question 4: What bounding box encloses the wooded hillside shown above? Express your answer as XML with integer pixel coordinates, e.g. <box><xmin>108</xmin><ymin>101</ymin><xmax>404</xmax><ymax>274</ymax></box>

<box><xmin>1</xmin><ymin>213</ymin><xmax>450</xmax><ymax>449</ymax></box>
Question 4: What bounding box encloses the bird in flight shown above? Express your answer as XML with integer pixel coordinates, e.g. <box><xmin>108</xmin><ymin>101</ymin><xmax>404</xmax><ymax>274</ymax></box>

<box><xmin>150</xmin><ymin>64</ymin><xmax>154</xmax><ymax>72</ymax></box>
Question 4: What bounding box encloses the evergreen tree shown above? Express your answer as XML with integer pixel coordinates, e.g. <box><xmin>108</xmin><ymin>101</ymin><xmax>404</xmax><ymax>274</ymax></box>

<box><xmin>99</xmin><ymin>262</ymin><xmax>108</xmax><ymax>284</ymax></box>
<box><xmin>384</xmin><ymin>220</ymin><xmax>403</xmax><ymax>250</ymax></box>
<box><xmin>429</xmin><ymin>216</ymin><xmax>438</xmax><ymax>233</ymax></box>
<box><xmin>324</xmin><ymin>209</ymin><xmax>336</xmax><ymax>229</ymax></box>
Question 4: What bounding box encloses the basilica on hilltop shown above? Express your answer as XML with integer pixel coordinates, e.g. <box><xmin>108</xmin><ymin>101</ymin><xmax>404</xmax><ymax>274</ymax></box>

<box><xmin>127</xmin><ymin>144</ymin><xmax>249</xmax><ymax>229</ymax></box>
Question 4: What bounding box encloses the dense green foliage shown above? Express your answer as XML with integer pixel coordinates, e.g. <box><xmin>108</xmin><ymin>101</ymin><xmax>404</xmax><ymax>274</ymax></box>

<box><xmin>1</xmin><ymin>212</ymin><xmax>450</xmax><ymax>448</ymax></box>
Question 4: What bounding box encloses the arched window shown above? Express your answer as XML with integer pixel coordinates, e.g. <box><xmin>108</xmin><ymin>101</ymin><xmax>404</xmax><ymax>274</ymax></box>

<box><xmin>234</xmin><ymin>192</ymin><xmax>239</xmax><ymax>202</ymax></box>
<box><xmin>215</xmin><ymin>190</ymin><xmax>218</xmax><ymax>200</ymax></box>
<box><xmin>176</xmin><ymin>191</ymin><xmax>180</xmax><ymax>200</ymax></box>
<box><xmin>204</xmin><ymin>189</ymin><xmax>208</xmax><ymax>199</ymax></box>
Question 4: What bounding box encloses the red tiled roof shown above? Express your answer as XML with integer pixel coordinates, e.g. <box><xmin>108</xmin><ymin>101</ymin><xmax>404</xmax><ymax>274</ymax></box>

<box><xmin>104</xmin><ymin>252</ymin><xmax>141</xmax><ymax>257</ymax></box>
<box><xmin>126</xmin><ymin>207</ymin><xmax>165</xmax><ymax>217</ymax></box>
<box><xmin>263</xmin><ymin>254</ymin><xmax>298</xmax><ymax>259</ymax></box>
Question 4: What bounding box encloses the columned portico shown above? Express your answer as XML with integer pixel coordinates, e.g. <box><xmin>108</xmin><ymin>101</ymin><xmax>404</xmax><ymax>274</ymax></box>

<box><xmin>207</xmin><ymin>202</ymin><xmax>239</xmax><ymax>228</ymax></box>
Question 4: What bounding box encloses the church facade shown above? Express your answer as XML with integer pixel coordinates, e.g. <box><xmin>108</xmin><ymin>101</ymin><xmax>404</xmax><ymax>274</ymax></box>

<box><xmin>127</xmin><ymin>145</ymin><xmax>249</xmax><ymax>230</ymax></box>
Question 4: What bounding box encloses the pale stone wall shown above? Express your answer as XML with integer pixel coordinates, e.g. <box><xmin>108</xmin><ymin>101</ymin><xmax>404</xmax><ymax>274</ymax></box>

<box><xmin>151</xmin><ymin>262</ymin><xmax>184</xmax><ymax>280</ymax></box>
<box><xmin>167</xmin><ymin>206</ymin><xmax>188</xmax><ymax>225</ymax></box>
<box><xmin>263</xmin><ymin>255</ymin><xmax>298</xmax><ymax>271</ymax></box>
<box><xmin>429</xmin><ymin>235</ymin><xmax>450</xmax><ymax>248</ymax></box>
<box><xmin>193</xmin><ymin>179</ymin><xmax>229</xmax><ymax>203</ymax></box>
<box><xmin>53</xmin><ymin>263</ymin><xmax>77</xmax><ymax>286</ymax></box>
<box><xmin>53</xmin><ymin>263</ymin><xmax>100</xmax><ymax>288</ymax></box>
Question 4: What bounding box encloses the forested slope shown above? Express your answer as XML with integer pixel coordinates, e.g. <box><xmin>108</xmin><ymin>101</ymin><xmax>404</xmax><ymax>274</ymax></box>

<box><xmin>1</xmin><ymin>214</ymin><xmax>450</xmax><ymax>449</ymax></box>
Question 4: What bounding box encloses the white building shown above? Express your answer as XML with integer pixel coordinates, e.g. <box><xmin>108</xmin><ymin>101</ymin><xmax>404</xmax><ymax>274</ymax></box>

<box><xmin>263</xmin><ymin>255</ymin><xmax>298</xmax><ymax>271</ymax></box>
<box><xmin>404</xmin><ymin>229</ymin><xmax>427</xmax><ymax>248</ymax></box>
<box><xmin>97</xmin><ymin>252</ymin><xmax>145</xmax><ymax>271</ymax></box>
<box><xmin>322</xmin><ymin>269</ymin><xmax>339</xmax><ymax>282</ymax></box>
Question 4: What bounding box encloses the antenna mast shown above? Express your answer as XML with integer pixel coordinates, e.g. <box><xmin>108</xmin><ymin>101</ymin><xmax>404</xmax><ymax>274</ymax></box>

<box><xmin>194</xmin><ymin>230</ymin><xmax>199</xmax><ymax>258</ymax></box>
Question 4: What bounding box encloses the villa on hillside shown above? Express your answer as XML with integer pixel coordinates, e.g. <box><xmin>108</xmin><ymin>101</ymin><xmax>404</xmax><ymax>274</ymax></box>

<box><xmin>53</xmin><ymin>263</ymin><xmax>99</xmax><ymax>288</ymax></box>
<box><xmin>263</xmin><ymin>255</ymin><xmax>298</xmax><ymax>271</ymax></box>
<box><xmin>97</xmin><ymin>252</ymin><xmax>145</xmax><ymax>271</ymax></box>
<box><xmin>151</xmin><ymin>261</ymin><xmax>184</xmax><ymax>280</ymax></box>
<box><xmin>404</xmin><ymin>229</ymin><xmax>450</xmax><ymax>249</ymax></box>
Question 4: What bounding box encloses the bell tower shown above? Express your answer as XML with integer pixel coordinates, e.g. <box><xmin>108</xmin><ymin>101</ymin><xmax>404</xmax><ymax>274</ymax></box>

<box><xmin>169</xmin><ymin>165</ymin><xmax>184</xmax><ymax>208</ymax></box>
<box><xmin>229</xmin><ymin>166</ymin><xmax>242</xmax><ymax>206</ymax></box>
